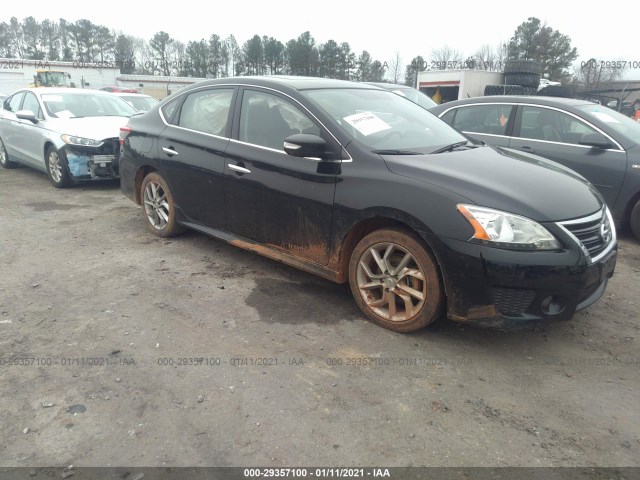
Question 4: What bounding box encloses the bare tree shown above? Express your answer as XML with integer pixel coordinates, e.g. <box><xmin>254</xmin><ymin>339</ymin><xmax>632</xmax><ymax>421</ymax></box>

<box><xmin>573</xmin><ymin>58</ymin><xmax>623</xmax><ymax>91</ymax></box>
<box><xmin>429</xmin><ymin>45</ymin><xmax>464</xmax><ymax>69</ymax></box>
<box><xmin>387</xmin><ymin>52</ymin><xmax>402</xmax><ymax>83</ymax></box>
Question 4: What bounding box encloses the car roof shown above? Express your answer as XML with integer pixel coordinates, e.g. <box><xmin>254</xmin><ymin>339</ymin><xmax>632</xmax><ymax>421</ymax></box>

<box><xmin>112</xmin><ymin>92</ymin><xmax>153</xmax><ymax>98</ymax></box>
<box><xmin>181</xmin><ymin>76</ymin><xmax>380</xmax><ymax>92</ymax></box>
<box><xmin>364</xmin><ymin>82</ymin><xmax>411</xmax><ymax>90</ymax></box>
<box><xmin>432</xmin><ymin>95</ymin><xmax>593</xmax><ymax>110</ymax></box>
<box><xmin>19</xmin><ymin>87</ymin><xmax>116</xmax><ymax>96</ymax></box>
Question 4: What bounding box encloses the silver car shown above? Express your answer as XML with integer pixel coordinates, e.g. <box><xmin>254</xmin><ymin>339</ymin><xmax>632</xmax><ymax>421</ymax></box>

<box><xmin>0</xmin><ymin>88</ymin><xmax>136</xmax><ymax>187</ymax></box>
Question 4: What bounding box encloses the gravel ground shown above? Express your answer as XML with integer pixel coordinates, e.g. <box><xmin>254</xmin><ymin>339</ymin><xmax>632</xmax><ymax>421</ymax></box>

<box><xmin>0</xmin><ymin>165</ymin><xmax>639</xmax><ymax>468</ymax></box>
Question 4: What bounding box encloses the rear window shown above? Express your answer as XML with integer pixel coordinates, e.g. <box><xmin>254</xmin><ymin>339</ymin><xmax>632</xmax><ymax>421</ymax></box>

<box><xmin>576</xmin><ymin>104</ymin><xmax>640</xmax><ymax>142</ymax></box>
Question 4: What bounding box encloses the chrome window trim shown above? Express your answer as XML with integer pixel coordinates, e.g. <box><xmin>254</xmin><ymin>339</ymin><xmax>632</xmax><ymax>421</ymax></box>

<box><xmin>556</xmin><ymin>206</ymin><xmax>616</xmax><ymax>264</ymax></box>
<box><xmin>157</xmin><ymin>82</ymin><xmax>353</xmax><ymax>163</ymax></box>
<box><xmin>439</xmin><ymin>102</ymin><xmax>624</xmax><ymax>152</ymax></box>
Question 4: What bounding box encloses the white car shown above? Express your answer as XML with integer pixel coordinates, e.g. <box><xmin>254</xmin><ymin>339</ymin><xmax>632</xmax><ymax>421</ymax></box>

<box><xmin>0</xmin><ymin>88</ymin><xmax>136</xmax><ymax>187</ymax></box>
<box><xmin>112</xmin><ymin>92</ymin><xmax>159</xmax><ymax>112</ymax></box>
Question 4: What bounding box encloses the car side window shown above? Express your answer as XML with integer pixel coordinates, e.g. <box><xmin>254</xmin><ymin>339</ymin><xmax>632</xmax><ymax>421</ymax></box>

<box><xmin>21</xmin><ymin>93</ymin><xmax>43</xmax><ymax>119</ymax></box>
<box><xmin>239</xmin><ymin>90</ymin><xmax>320</xmax><ymax>151</ymax></box>
<box><xmin>177</xmin><ymin>88</ymin><xmax>233</xmax><ymax>136</ymax></box>
<box><xmin>161</xmin><ymin>97</ymin><xmax>182</xmax><ymax>124</ymax></box>
<box><xmin>451</xmin><ymin>105</ymin><xmax>514</xmax><ymax>136</ymax></box>
<box><xmin>440</xmin><ymin>109</ymin><xmax>456</xmax><ymax>126</ymax></box>
<box><xmin>6</xmin><ymin>93</ymin><xmax>25</xmax><ymax>113</ymax></box>
<box><xmin>519</xmin><ymin>106</ymin><xmax>603</xmax><ymax>145</ymax></box>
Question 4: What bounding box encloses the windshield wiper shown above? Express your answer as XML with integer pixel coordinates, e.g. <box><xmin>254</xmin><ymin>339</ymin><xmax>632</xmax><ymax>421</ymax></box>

<box><xmin>372</xmin><ymin>149</ymin><xmax>422</xmax><ymax>155</ymax></box>
<box><xmin>430</xmin><ymin>141</ymin><xmax>470</xmax><ymax>154</ymax></box>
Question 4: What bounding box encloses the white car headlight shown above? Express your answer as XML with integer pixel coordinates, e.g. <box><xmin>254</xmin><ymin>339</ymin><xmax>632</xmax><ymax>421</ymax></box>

<box><xmin>61</xmin><ymin>134</ymin><xmax>103</xmax><ymax>147</ymax></box>
<box><xmin>457</xmin><ymin>204</ymin><xmax>560</xmax><ymax>250</ymax></box>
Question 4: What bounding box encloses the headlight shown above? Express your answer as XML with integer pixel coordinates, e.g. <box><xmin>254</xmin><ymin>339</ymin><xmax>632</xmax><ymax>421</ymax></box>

<box><xmin>61</xmin><ymin>134</ymin><xmax>103</xmax><ymax>147</ymax></box>
<box><xmin>457</xmin><ymin>204</ymin><xmax>560</xmax><ymax>250</ymax></box>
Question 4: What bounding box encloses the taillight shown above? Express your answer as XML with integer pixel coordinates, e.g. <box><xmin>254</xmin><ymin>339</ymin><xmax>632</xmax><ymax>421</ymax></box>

<box><xmin>119</xmin><ymin>126</ymin><xmax>132</xmax><ymax>146</ymax></box>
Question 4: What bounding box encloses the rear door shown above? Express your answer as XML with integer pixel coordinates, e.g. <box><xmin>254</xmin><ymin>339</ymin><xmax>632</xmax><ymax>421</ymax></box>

<box><xmin>223</xmin><ymin>87</ymin><xmax>341</xmax><ymax>265</ymax></box>
<box><xmin>439</xmin><ymin>103</ymin><xmax>515</xmax><ymax>148</ymax></box>
<box><xmin>509</xmin><ymin>105</ymin><xmax>627</xmax><ymax>207</ymax></box>
<box><xmin>157</xmin><ymin>86</ymin><xmax>236</xmax><ymax>230</ymax></box>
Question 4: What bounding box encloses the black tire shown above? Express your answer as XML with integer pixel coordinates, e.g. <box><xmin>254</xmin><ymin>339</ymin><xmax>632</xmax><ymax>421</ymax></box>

<box><xmin>45</xmin><ymin>145</ymin><xmax>73</xmax><ymax>188</ymax></box>
<box><xmin>484</xmin><ymin>85</ymin><xmax>505</xmax><ymax>96</ymax></box>
<box><xmin>630</xmin><ymin>199</ymin><xmax>640</xmax><ymax>241</ymax></box>
<box><xmin>0</xmin><ymin>137</ymin><xmax>18</xmax><ymax>169</ymax></box>
<box><xmin>503</xmin><ymin>85</ymin><xmax>525</xmax><ymax>95</ymax></box>
<box><xmin>504</xmin><ymin>60</ymin><xmax>541</xmax><ymax>75</ymax></box>
<box><xmin>521</xmin><ymin>86</ymin><xmax>538</xmax><ymax>96</ymax></box>
<box><xmin>505</xmin><ymin>73</ymin><xmax>541</xmax><ymax>88</ymax></box>
<box><xmin>140</xmin><ymin>172</ymin><xmax>185</xmax><ymax>237</ymax></box>
<box><xmin>538</xmin><ymin>85</ymin><xmax>573</xmax><ymax>98</ymax></box>
<box><xmin>348</xmin><ymin>228</ymin><xmax>444</xmax><ymax>333</ymax></box>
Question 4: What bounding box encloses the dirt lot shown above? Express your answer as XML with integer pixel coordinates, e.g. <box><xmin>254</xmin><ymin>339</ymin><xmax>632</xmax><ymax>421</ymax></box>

<box><xmin>0</xmin><ymin>165</ymin><xmax>639</xmax><ymax>468</ymax></box>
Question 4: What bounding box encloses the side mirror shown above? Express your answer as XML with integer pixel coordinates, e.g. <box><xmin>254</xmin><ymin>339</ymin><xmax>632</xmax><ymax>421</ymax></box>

<box><xmin>283</xmin><ymin>134</ymin><xmax>327</xmax><ymax>159</ymax></box>
<box><xmin>16</xmin><ymin>110</ymin><xmax>38</xmax><ymax>124</ymax></box>
<box><xmin>579</xmin><ymin>132</ymin><xmax>613</xmax><ymax>150</ymax></box>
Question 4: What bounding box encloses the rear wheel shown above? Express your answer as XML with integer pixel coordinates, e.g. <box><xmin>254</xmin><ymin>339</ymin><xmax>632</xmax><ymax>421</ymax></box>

<box><xmin>46</xmin><ymin>145</ymin><xmax>72</xmax><ymax>188</ymax></box>
<box><xmin>0</xmin><ymin>137</ymin><xmax>18</xmax><ymax>169</ymax></box>
<box><xmin>630</xmin><ymin>199</ymin><xmax>640</xmax><ymax>241</ymax></box>
<box><xmin>140</xmin><ymin>172</ymin><xmax>185</xmax><ymax>237</ymax></box>
<box><xmin>348</xmin><ymin>228</ymin><xmax>444</xmax><ymax>332</ymax></box>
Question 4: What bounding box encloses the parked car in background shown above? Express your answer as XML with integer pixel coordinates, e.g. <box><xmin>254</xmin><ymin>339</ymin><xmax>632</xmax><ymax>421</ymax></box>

<box><xmin>364</xmin><ymin>82</ymin><xmax>437</xmax><ymax>109</ymax></box>
<box><xmin>120</xmin><ymin>77</ymin><xmax>616</xmax><ymax>332</ymax></box>
<box><xmin>100</xmin><ymin>86</ymin><xmax>139</xmax><ymax>93</ymax></box>
<box><xmin>429</xmin><ymin>96</ymin><xmax>640</xmax><ymax>240</ymax></box>
<box><xmin>0</xmin><ymin>88</ymin><xmax>136</xmax><ymax>187</ymax></box>
<box><xmin>113</xmin><ymin>92</ymin><xmax>158</xmax><ymax>112</ymax></box>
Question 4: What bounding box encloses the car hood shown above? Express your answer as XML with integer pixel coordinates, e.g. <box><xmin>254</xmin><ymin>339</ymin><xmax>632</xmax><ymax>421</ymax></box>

<box><xmin>381</xmin><ymin>145</ymin><xmax>603</xmax><ymax>222</ymax></box>
<box><xmin>47</xmin><ymin>116</ymin><xmax>130</xmax><ymax>141</ymax></box>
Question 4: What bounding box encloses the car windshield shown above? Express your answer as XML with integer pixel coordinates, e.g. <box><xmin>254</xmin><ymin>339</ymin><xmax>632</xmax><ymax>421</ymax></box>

<box><xmin>390</xmin><ymin>88</ymin><xmax>437</xmax><ymax>109</ymax></box>
<box><xmin>577</xmin><ymin>104</ymin><xmax>640</xmax><ymax>142</ymax></box>
<box><xmin>303</xmin><ymin>88</ymin><xmax>465</xmax><ymax>153</ymax></box>
<box><xmin>41</xmin><ymin>93</ymin><xmax>137</xmax><ymax>118</ymax></box>
<box><xmin>122</xmin><ymin>95</ymin><xmax>158</xmax><ymax>112</ymax></box>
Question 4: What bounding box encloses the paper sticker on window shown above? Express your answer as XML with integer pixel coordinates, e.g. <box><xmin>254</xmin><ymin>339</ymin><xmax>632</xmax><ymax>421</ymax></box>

<box><xmin>55</xmin><ymin>110</ymin><xmax>75</xmax><ymax>119</ymax></box>
<box><xmin>590</xmin><ymin>111</ymin><xmax>621</xmax><ymax>123</ymax></box>
<box><xmin>343</xmin><ymin>111</ymin><xmax>392</xmax><ymax>136</ymax></box>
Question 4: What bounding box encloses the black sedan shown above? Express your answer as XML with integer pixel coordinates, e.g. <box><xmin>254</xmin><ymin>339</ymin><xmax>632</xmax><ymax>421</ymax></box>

<box><xmin>120</xmin><ymin>78</ymin><xmax>616</xmax><ymax>332</ymax></box>
<box><xmin>429</xmin><ymin>96</ymin><xmax>640</xmax><ymax>240</ymax></box>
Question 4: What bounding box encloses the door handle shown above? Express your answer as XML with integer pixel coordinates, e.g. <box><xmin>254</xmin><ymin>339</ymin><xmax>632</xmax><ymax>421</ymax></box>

<box><xmin>519</xmin><ymin>146</ymin><xmax>535</xmax><ymax>153</ymax></box>
<box><xmin>162</xmin><ymin>147</ymin><xmax>179</xmax><ymax>156</ymax></box>
<box><xmin>228</xmin><ymin>164</ymin><xmax>251</xmax><ymax>174</ymax></box>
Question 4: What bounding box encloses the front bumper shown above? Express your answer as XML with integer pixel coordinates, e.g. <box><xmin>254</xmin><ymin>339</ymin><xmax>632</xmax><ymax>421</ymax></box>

<box><xmin>64</xmin><ymin>141</ymin><xmax>120</xmax><ymax>181</ymax></box>
<box><xmin>437</xmin><ymin>236</ymin><xmax>617</xmax><ymax>328</ymax></box>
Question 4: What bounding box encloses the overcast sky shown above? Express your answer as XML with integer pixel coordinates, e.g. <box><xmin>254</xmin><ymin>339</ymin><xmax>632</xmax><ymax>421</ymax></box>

<box><xmin>4</xmin><ymin>0</ymin><xmax>640</xmax><ymax>79</ymax></box>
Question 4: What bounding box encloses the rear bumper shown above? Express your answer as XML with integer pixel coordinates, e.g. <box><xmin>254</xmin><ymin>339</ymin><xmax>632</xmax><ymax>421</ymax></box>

<box><xmin>436</xmin><ymin>236</ymin><xmax>617</xmax><ymax>328</ymax></box>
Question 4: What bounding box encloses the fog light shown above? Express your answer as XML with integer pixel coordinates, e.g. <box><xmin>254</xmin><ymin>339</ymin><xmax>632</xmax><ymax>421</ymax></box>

<box><xmin>541</xmin><ymin>296</ymin><xmax>565</xmax><ymax>315</ymax></box>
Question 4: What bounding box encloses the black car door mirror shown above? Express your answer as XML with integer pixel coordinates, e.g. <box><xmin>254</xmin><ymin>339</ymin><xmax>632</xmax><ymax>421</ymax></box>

<box><xmin>16</xmin><ymin>110</ymin><xmax>39</xmax><ymax>124</ymax></box>
<box><xmin>284</xmin><ymin>134</ymin><xmax>327</xmax><ymax>159</ymax></box>
<box><xmin>579</xmin><ymin>132</ymin><xmax>613</xmax><ymax>150</ymax></box>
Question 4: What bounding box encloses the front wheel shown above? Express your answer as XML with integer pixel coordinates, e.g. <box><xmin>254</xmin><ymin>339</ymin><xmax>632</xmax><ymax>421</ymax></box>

<box><xmin>140</xmin><ymin>172</ymin><xmax>185</xmax><ymax>237</ymax></box>
<box><xmin>630</xmin><ymin>199</ymin><xmax>640</xmax><ymax>241</ymax></box>
<box><xmin>348</xmin><ymin>228</ymin><xmax>444</xmax><ymax>332</ymax></box>
<box><xmin>46</xmin><ymin>145</ymin><xmax>72</xmax><ymax>188</ymax></box>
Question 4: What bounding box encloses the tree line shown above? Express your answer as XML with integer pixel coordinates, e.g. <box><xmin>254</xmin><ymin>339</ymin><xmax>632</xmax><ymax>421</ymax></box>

<box><xmin>0</xmin><ymin>16</ymin><xmax>624</xmax><ymax>90</ymax></box>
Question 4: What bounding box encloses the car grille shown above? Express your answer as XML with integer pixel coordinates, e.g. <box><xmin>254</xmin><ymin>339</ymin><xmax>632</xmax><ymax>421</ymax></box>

<box><xmin>491</xmin><ymin>287</ymin><xmax>536</xmax><ymax>315</ymax></box>
<box><xmin>558</xmin><ymin>208</ymin><xmax>614</xmax><ymax>262</ymax></box>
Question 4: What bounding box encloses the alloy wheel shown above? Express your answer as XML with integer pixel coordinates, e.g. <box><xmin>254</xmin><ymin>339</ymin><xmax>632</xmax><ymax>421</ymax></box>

<box><xmin>143</xmin><ymin>181</ymin><xmax>170</xmax><ymax>230</ymax></box>
<box><xmin>356</xmin><ymin>242</ymin><xmax>427</xmax><ymax>321</ymax></box>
